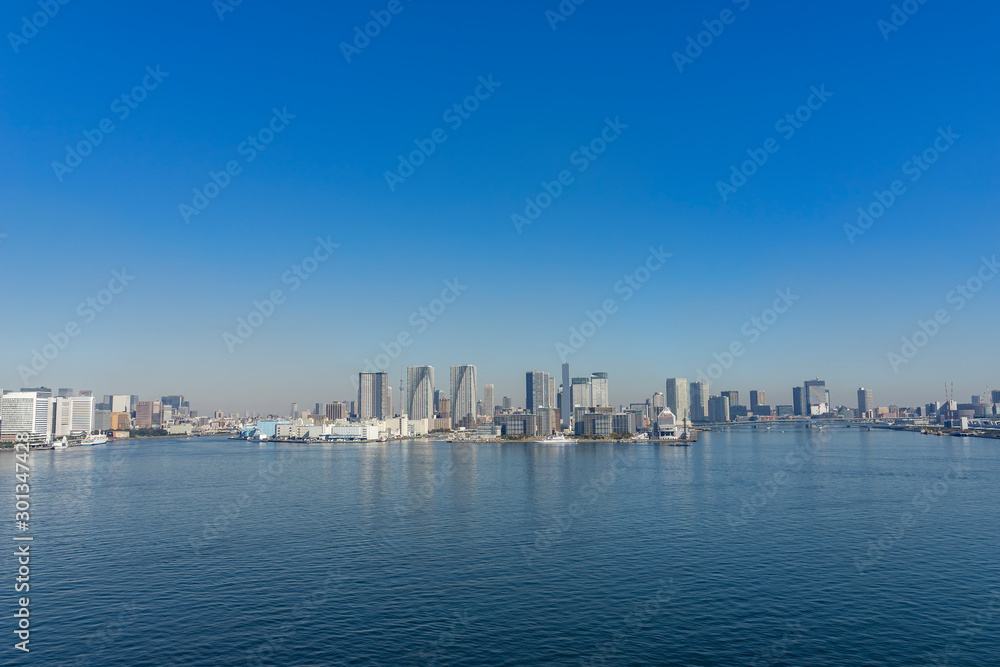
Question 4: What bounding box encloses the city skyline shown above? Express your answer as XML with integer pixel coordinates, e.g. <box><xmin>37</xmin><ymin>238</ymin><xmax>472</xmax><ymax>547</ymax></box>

<box><xmin>5</xmin><ymin>368</ymin><xmax>993</xmax><ymax>419</ymax></box>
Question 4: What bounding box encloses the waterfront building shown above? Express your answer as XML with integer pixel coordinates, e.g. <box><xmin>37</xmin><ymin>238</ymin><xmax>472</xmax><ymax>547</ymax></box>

<box><xmin>575</xmin><ymin>413</ymin><xmax>612</xmax><ymax>437</ymax></box>
<box><xmin>708</xmin><ymin>395</ymin><xmax>730</xmax><ymax>422</ymax></box>
<box><xmin>359</xmin><ymin>372</ymin><xmax>391</xmax><ymax>420</ymax></box>
<box><xmin>494</xmin><ymin>412</ymin><xmax>537</xmax><ymax>436</ymax></box>
<box><xmin>94</xmin><ymin>409</ymin><xmax>112</xmax><ymax>432</ymax></box>
<box><xmin>792</xmin><ymin>387</ymin><xmax>804</xmax><ymax>416</ymax></box>
<box><xmin>535</xmin><ymin>407</ymin><xmax>559</xmax><ymax>435</ymax></box>
<box><xmin>612</xmin><ymin>412</ymin><xmax>637</xmax><ymax>435</ymax></box>
<box><xmin>406</xmin><ymin>366</ymin><xmax>435</xmax><ymax>420</ymax></box>
<box><xmin>689</xmin><ymin>382</ymin><xmax>709</xmax><ymax>422</ymax></box>
<box><xmin>665</xmin><ymin>378</ymin><xmax>689</xmax><ymax>423</ymax></box>
<box><xmin>526</xmin><ymin>371</ymin><xmax>550</xmax><ymax>414</ymax></box>
<box><xmin>135</xmin><ymin>401</ymin><xmax>154</xmax><ymax>429</ymax></box>
<box><xmin>571</xmin><ymin>377</ymin><xmax>592</xmax><ymax>409</ymax></box>
<box><xmin>749</xmin><ymin>390</ymin><xmax>765</xmax><ymax>411</ymax></box>
<box><xmin>776</xmin><ymin>405</ymin><xmax>794</xmax><ymax>417</ymax></box>
<box><xmin>111</xmin><ymin>412</ymin><xmax>131</xmax><ymax>430</ymax></box>
<box><xmin>0</xmin><ymin>391</ymin><xmax>52</xmax><ymax>439</ymax></box>
<box><xmin>655</xmin><ymin>408</ymin><xmax>678</xmax><ymax>439</ymax></box>
<box><xmin>437</xmin><ymin>398</ymin><xmax>451</xmax><ymax>419</ymax></box>
<box><xmin>450</xmin><ymin>365</ymin><xmax>478</xmax><ymax>429</ymax></box>
<box><xmin>53</xmin><ymin>396</ymin><xmax>95</xmax><ymax>436</ymax></box>
<box><xmin>752</xmin><ymin>405</ymin><xmax>772</xmax><ymax>417</ymax></box>
<box><xmin>591</xmin><ymin>372</ymin><xmax>609</xmax><ymax>407</ymax></box>
<box><xmin>858</xmin><ymin>387</ymin><xmax>874</xmax><ymax>418</ymax></box>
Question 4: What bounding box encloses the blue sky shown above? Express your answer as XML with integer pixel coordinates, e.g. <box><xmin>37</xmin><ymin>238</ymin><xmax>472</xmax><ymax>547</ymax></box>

<box><xmin>2</xmin><ymin>0</ymin><xmax>998</xmax><ymax>413</ymax></box>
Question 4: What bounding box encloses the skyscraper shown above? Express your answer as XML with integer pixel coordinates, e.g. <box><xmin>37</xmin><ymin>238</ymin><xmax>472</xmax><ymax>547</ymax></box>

<box><xmin>792</xmin><ymin>387</ymin><xmax>804</xmax><ymax>416</ymax></box>
<box><xmin>450</xmin><ymin>365</ymin><xmax>478</xmax><ymax>429</ymax></box>
<box><xmin>526</xmin><ymin>371</ymin><xmax>550</xmax><ymax>413</ymax></box>
<box><xmin>561</xmin><ymin>363</ymin><xmax>571</xmax><ymax>428</ymax></box>
<box><xmin>591</xmin><ymin>372</ymin><xmax>609</xmax><ymax>407</ymax></box>
<box><xmin>749</xmin><ymin>390</ymin><xmax>765</xmax><ymax>411</ymax></box>
<box><xmin>571</xmin><ymin>377</ymin><xmax>592</xmax><ymax>409</ymax></box>
<box><xmin>721</xmin><ymin>391</ymin><xmax>739</xmax><ymax>409</ymax></box>
<box><xmin>358</xmin><ymin>372</ymin><xmax>391</xmax><ymax>420</ymax></box>
<box><xmin>804</xmin><ymin>379</ymin><xmax>827</xmax><ymax>415</ymax></box>
<box><xmin>857</xmin><ymin>387</ymin><xmax>873</xmax><ymax>418</ymax></box>
<box><xmin>652</xmin><ymin>392</ymin><xmax>665</xmax><ymax>413</ymax></box>
<box><xmin>665</xmin><ymin>378</ymin><xmax>689</xmax><ymax>423</ymax></box>
<box><xmin>406</xmin><ymin>366</ymin><xmax>435</xmax><ymax>420</ymax></box>
<box><xmin>502</xmin><ymin>396</ymin><xmax>512</xmax><ymax>410</ymax></box>
<box><xmin>689</xmin><ymin>382</ymin><xmax>709</xmax><ymax>422</ymax></box>
<box><xmin>483</xmin><ymin>384</ymin><xmax>495</xmax><ymax>416</ymax></box>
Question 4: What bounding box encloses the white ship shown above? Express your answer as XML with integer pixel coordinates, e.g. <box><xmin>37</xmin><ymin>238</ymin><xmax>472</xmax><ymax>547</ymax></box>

<box><xmin>53</xmin><ymin>437</ymin><xmax>69</xmax><ymax>449</ymax></box>
<box><xmin>80</xmin><ymin>433</ymin><xmax>108</xmax><ymax>446</ymax></box>
<box><xmin>534</xmin><ymin>434</ymin><xmax>578</xmax><ymax>444</ymax></box>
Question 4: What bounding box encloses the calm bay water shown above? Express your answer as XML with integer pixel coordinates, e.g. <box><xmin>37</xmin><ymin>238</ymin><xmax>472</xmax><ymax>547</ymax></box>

<box><xmin>3</xmin><ymin>427</ymin><xmax>999</xmax><ymax>666</ymax></box>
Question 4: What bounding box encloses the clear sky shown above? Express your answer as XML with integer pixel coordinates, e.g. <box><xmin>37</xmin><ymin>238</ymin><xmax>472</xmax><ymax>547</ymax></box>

<box><xmin>2</xmin><ymin>0</ymin><xmax>998</xmax><ymax>414</ymax></box>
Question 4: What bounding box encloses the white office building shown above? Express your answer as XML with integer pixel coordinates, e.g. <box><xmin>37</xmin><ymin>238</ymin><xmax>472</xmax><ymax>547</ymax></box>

<box><xmin>1</xmin><ymin>391</ymin><xmax>52</xmax><ymax>439</ymax></box>
<box><xmin>53</xmin><ymin>396</ymin><xmax>95</xmax><ymax>437</ymax></box>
